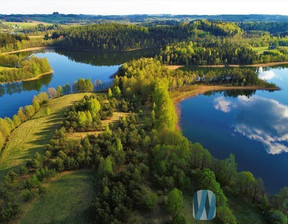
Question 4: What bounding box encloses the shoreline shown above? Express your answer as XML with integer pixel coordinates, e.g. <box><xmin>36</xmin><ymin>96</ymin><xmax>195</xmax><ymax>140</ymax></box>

<box><xmin>1</xmin><ymin>46</ymin><xmax>55</xmax><ymax>55</ymax></box>
<box><xmin>172</xmin><ymin>84</ymin><xmax>280</xmax><ymax>130</ymax></box>
<box><xmin>166</xmin><ymin>61</ymin><xmax>288</xmax><ymax>70</ymax></box>
<box><xmin>0</xmin><ymin>70</ymin><xmax>54</xmax><ymax>85</ymax></box>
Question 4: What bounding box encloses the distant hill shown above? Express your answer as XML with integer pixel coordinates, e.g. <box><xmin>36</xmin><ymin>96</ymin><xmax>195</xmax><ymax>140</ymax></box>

<box><xmin>0</xmin><ymin>13</ymin><xmax>288</xmax><ymax>24</ymax></box>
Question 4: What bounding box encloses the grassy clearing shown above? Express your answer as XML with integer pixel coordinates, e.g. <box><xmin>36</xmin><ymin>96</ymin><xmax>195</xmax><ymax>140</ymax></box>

<box><xmin>18</xmin><ymin>170</ymin><xmax>95</xmax><ymax>224</ymax></box>
<box><xmin>68</xmin><ymin>112</ymin><xmax>130</xmax><ymax>140</ymax></box>
<box><xmin>3</xmin><ymin>21</ymin><xmax>52</xmax><ymax>28</ymax></box>
<box><xmin>0</xmin><ymin>65</ymin><xmax>15</xmax><ymax>71</ymax></box>
<box><xmin>225</xmin><ymin>191</ymin><xmax>268</xmax><ymax>224</ymax></box>
<box><xmin>0</xmin><ymin>93</ymin><xmax>92</xmax><ymax>180</ymax></box>
<box><xmin>252</xmin><ymin>47</ymin><xmax>269</xmax><ymax>54</ymax></box>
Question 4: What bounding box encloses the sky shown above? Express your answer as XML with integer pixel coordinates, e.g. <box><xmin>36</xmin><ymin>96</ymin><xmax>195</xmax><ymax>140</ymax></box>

<box><xmin>0</xmin><ymin>0</ymin><xmax>287</xmax><ymax>15</ymax></box>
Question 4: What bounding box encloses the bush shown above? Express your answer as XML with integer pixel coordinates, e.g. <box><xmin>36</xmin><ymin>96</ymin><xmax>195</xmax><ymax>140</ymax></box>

<box><xmin>268</xmin><ymin>209</ymin><xmax>288</xmax><ymax>224</ymax></box>
<box><xmin>145</xmin><ymin>191</ymin><xmax>158</xmax><ymax>210</ymax></box>
<box><xmin>216</xmin><ymin>206</ymin><xmax>237</xmax><ymax>224</ymax></box>
<box><xmin>22</xmin><ymin>189</ymin><xmax>36</xmax><ymax>201</ymax></box>
<box><xmin>19</xmin><ymin>166</ymin><xmax>28</xmax><ymax>175</ymax></box>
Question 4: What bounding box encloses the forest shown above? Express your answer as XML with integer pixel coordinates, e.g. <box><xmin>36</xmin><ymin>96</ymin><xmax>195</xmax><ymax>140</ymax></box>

<box><xmin>0</xmin><ymin>59</ymin><xmax>285</xmax><ymax>224</ymax></box>
<box><xmin>1</xmin><ymin>16</ymin><xmax>288</xmax><ymax>224</ymax></box>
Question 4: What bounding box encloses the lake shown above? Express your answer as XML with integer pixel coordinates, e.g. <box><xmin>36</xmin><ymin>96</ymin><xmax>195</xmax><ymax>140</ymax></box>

<box><xmin>0</xmin><ymin>48</ymin><xmax>159</xmax><ymax>118</ymax></box>
<box><xmin>180</xmin><ymin>66</ymin><xmax>288</xmax><ymax>194</ymax></box>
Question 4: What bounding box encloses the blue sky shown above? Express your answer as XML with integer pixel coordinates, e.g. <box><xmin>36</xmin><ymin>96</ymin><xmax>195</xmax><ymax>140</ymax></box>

<box><xmin>0</xmin><ymin>0</ymin><xmax>287</xmax><ymax>15</ymax></box>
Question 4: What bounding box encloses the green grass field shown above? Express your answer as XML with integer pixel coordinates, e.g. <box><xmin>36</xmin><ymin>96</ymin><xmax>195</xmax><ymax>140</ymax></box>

<box><xmin>0</xmin><ymin>93</ymin><xmax>92</xmax><ymax>180</ymax></box>
<box><xmin>0</xmin><ymin>65</ymin><xmax>15</xmax><ymax>71</ymax></box>
<box><xmin>19</xmin><ymin>170</ymin><xmax>95</xmax><ymax>224</ymax></box>
<box><xmin>3</xmin><ymin>21</ymin><xmax>52</xmax><ymax>28</ymax></box>
<box><xmin>252</xmin><ymin>46</ymin><xmax>288</xmax><ymax>55</ymax></box>
<box><xmin>252</xmin><ymin>47</ymin><xmax>269</xmax><ymax>54</ymax></box>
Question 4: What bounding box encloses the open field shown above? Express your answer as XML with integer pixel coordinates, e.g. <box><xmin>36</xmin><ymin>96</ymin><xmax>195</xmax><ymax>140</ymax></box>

<box><xmin>19</xmin><ymin>170</ymin><xmax>95</xmax><ymax>224</ymax></box>
<box><xmin>0</xmin><ymin>65</ymin><xmax>15</xmax><ymax>71</ymax></box>
<box><xmin>3</xmin><ymin>20</ymin><xmax>52</xmax><ymax>28</ymax></box>
<box><xmin>0</xmin><ymin>93</ymin><xmax>92</xmax><ymax>180</ymax></box>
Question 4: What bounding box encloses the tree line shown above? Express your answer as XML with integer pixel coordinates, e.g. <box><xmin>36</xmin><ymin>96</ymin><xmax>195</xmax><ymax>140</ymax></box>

<box><xmin>0</xmin><ymin>56</ymin><xmax>52</xmax><ymax>83</ymax></box>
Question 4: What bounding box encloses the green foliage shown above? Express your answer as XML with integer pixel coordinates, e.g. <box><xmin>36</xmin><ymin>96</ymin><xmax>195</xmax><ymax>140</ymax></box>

<box><xmin>45</xmin><ymin>107</ymin><xmax>51</xmax><ymax>116</ymax></box>
<box><xmin>0</xmin><ymin>132</ymin><xmax>5</xmax><ymax>150</ymax></box>
<box><xmin>267</xmin><ymin>209</ymin><xmax>288</xmax><ymax>224</ymax></box>
<box><xmin>160</xmin><ymin>40</ymin><xmax>257</xmax><ymax>65</ymax></box>
<box><xmin>167</xmin><ymin>188</ymin><xmax>183</xmax><ymax>219</ymax></box>
<box><xmin>145</xmin><ymin>191</ymin><xmax>158</xmax><ymax>210</ymax></box>
<box><xmin>153</xmin><ymin>80</ymin><xmax>177</xmax><ymax>130</ymax></box>
<box><xmin>98</xmin><ymin>156</ymin><xmax>113</xmax><ymax>176</ymax></box>
<box><xmin>0</xmin><ymin>56</ymin><xmax>52</xmax><ymax>83</ymax></box>
<box><xmin>19</xmin><ymin>166</ymin><xmax>28</xmax><ymax>175</ymax></box>
<box><xmin>76</xmin><ymin>78</ymin><xmax>94</xmax><ymax>92</ymax></box>
<box><xmin>57</xmin><ymin>86</ymin><xmax>63</xmax><ymax>97</ymax></box>
<box><xmin>173</xmin><ymin>213</ymin><xmax>188</xmax><ymax>224</ymax></box>
<box><xmin>22</xmin><ymin>189</ymin><xmax>36</xmax><ymax>201</ymax></box>
<box><xmin>88</xmin><ymin>98</ymin><xmax>101</xmax><ymax>115</ymax></box>
<box><xmin>57</xmin><ymin>23</ymin><xmax>193</xmax><ymax>51</ymax></box>
<box><xmin>112</xmin><ymin>86</ymin><xmax>121</xmax><ymax>98</ymax></box>
<box><xmin>217</xmin><ymin>206</ymin><xmax>237</xmax><ymax>224</ymax></box>
<box><xmin>108</xmin><ymin>88</ymin><xmax>113</xmax><ymax>98</ymax></box>
<box><xmin>197</xmin><ymin>169</ymin><xmax>227</xmax><ymax>206</ymax></box>
<box><xmin>25</xmin><ymin>105</ymin><xmax>36</xmax><ymax>118</ymax></box>
<box><xmin>273</xmin><ymin>187</ymin><xmax>288</xmax><ymax>211</ymax></box>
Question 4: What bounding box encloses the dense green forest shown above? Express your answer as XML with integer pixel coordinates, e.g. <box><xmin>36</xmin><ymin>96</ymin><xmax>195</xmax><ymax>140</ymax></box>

<box><xmin>54</xmin><ymin>23</ymin><xmax>194</xmax><ymax>51</ymax></box>
<box><xmin>158</xmin><ymin>40</ymin><xmax>288</xmax><ymax>65</ymax></box>
<box><xmin>0</xmin><ymin>59</ymin><xmax>284</xmax><ymax>223</ymax></box>
<box><xmin>1</xmin><ymin>16</ymin><xmax>288</xmax><ymax>224</ymax></box>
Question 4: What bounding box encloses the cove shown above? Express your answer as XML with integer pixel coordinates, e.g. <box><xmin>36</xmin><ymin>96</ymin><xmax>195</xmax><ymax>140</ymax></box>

<box><xmin>179</xmin><ymin>66</ymin><xmax>288</xmax><ymax>194</ymax></box>
<box><xmin>0</xmin><ymin>48</ymin><xmax>159</xmax><ymax>118</ymax></box>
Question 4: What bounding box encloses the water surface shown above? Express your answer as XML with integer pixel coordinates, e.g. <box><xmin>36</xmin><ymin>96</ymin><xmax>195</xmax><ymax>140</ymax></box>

<box><xmin>0</xmin><ymin>48</ymin><xmax>159</xmax><ymax>117</ymax></box>
<box><xmin>180</xmin><ymin>66</ymin><xmax>288</xmax><ymax>194</ymax></box>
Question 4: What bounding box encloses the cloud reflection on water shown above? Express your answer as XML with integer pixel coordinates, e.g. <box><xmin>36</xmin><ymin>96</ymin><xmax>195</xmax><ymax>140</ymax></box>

<box><xmin>214</xmin><ymin>95</ymin><xmax>288</xmax><ymax>154</ymax></box>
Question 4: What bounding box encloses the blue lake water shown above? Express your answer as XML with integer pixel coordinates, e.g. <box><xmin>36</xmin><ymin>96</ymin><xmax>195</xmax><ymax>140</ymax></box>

<box><xmin>180</xmin><ymin>66</ymin><xmax>288</xmax><ymax>194</ymax></box>
<box><xmin>0</xmin><ymin>48</ymin><xmax>159</xmax><ymax>118</ymax></box>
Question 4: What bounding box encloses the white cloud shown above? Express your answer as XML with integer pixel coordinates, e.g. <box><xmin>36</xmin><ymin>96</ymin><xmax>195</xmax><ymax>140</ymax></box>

<box><xmin>214</xmin><ymin>96</ymin><xmax>232</xmax><ymax>113</ymax></box>
<box><xmin>234</xmin><ymin>95</ymin><xmax>288</xmax><ymax>154</ymax></box>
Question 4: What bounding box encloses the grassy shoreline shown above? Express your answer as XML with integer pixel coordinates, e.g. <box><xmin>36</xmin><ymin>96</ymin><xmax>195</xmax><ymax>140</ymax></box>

<box><xmin>0</xmin><ymin>70</ymin><xmax>54</xmax><ymax>84</ymax></box>
<box><xmin>0</xmin><ymin>93</ymin><xmax>91</xmax><ymax>181</ymax></box>
<box><xmin>172</xmin><ymin>84</ymin><xmax>280</xmax><ymax>129</ymax></box>
<box><xmin>166</xmin><ymin>61</ymin><xmax>288</xmax><ymax>70</ymax></box>
<box><xmin>1</xmin><ymin>46</ymin><xmax>54</xmax><ymax>55</ymax></box>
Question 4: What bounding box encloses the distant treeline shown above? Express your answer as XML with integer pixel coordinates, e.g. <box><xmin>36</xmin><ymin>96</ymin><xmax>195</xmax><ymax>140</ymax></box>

<box><xmin>53</xmin><ymin>23</ymin><xmax>194</xmax><ymax>51</ymax></box>
<box><xmin>158</xmin><ymin>41</ymin><xmax>288</xmax><ymax>65</ymax></box>
<box><xmin>52</xmin><ymin>21</ymin><xmax>245</xmax><ymax>51</ymax></box>
<box><xmin>239</xmin><ymin>22</ymin><xmax>288</xmax><ymax>36</ymax></box>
